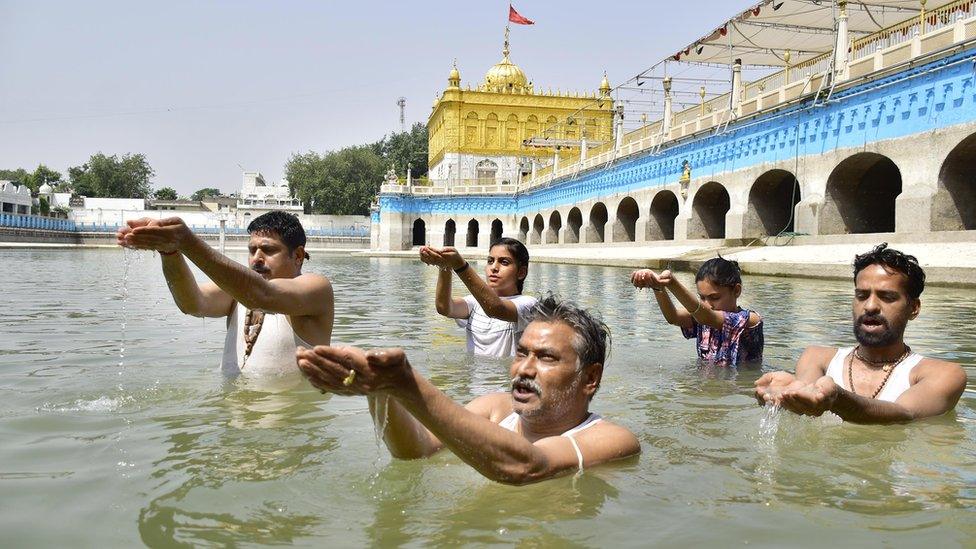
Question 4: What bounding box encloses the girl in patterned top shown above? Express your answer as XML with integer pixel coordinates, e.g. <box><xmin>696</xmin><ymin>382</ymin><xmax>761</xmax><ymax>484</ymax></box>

<box><xmin>631</xmin><ymin>258</ymin><xmax>763</xmax><ymax>366</ymax></box>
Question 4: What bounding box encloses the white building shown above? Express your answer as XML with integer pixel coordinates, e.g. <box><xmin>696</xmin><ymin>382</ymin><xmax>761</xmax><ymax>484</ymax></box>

<box><xmin>236</xmin><ymin>172</ymin><xmax>303</xmax><ymax>226</ymax></box>
<box><xmin>0</xmin><ymin>181</ymin><xmax>33</xmax><ymax>214</ymax></box>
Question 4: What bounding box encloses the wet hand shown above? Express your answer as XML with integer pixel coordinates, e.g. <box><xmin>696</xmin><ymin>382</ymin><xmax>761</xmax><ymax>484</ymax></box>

<box><xmin>754</xmin><ymin>371</ymin><xmax>796</xmax><ymax>406</ymax></box>
<box><xmin>420</xmin><ymin>246</ymin><xmax>465</xmax><ymax>270</ymax></box>
<box><xmin>778</xmin><ymin>376</ymin><xmax>838</xmax><ymax>416</ymax></box>
<box><xmin>297</xmin><ymin>345</ymin><xmax>411</xmax><ymax>397</ymax></box>
<box><xmin>121</xmin><ymin>217</ymin><xmax>188</xmax><ymax>254</ymax></box>
<box><xmin>630</xmin><ymin>269</ymin><xmax>668</xmax><ymax>290</ymax></box>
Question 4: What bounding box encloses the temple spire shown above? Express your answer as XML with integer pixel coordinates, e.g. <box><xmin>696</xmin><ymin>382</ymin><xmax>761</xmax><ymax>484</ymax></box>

<box><xmin>503</xmin><ymin>25</ymin><xmax>510</xmax><ymax>59</ymax></box>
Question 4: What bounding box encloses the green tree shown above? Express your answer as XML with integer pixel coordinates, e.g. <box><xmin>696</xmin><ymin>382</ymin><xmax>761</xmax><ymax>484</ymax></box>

<box><xmin>285</xmin><ymin>146</ymin><xmax>385</xmax><ymax>215</ymax></box>
<box><xmin>28</xmin><ymin>164</ymin><xmax>62</xmax><ymax>192</ymax></box>
<box><xmin>154</xmin><ymin>187</ymin><xmax>177</xmax><ymax>200</ymax></box>
<box><xmin>378</xmin><ymin>122</ymin><xmax>429</xmax><ymax>178</ymax></box>
<box><xmin>0</xmin><ymin>168</ymin><xmax>30</xmax><ymax>185</ymax></box>
<box><xmin>68</xmin><ymin>153</ymin><xmax>154</xmax><ymax>198</ymax></box>
<box><xmin>38</xmin><ymin>196</ymin><xmax>50</xmax><ymax>215</ymax></box>
<box><xmin>191</xmin><ymin>187</ymin><xmax>222</xmax><ymax>201</ymax></box>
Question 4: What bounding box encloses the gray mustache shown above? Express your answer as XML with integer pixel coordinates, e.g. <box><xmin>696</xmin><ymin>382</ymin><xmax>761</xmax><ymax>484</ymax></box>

<box><xmin>510</xmin><ymin>376</ymin><xmax>542</xmax><ymax>396</ymax></box>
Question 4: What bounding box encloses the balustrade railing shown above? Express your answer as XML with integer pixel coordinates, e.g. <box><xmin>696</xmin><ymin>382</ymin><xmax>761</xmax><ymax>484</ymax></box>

<box><xmin>0</xmin><ymin>212</ymin><xmax>76</xmax><ymax>231</ymax></box>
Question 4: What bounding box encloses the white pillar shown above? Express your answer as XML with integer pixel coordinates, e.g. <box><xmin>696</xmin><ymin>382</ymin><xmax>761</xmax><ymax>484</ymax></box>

<box><xmin>662</xmin><ymin>76</ymin><xmax>673</xmax><ymax>137</ymax></box>
<box><xmin>614</xmin><ymin>104</ymin><xmax>624</xmax><ymax>150</ymax></box>
<box><xmin>580</xmin><ymin>134</ymin><xmax>588</xmax><ymax>161</ymax></box>
<box><xmin>219</xmin><ymin>218</ymin><xmax>226</xmax><ymax>254</ymax></box>
<box><xmin>531</xmin><ymin>160</ymin><xmax>538</xmax><ymax>179</ymax></box>
<box><xmin>835</xmin><ymin>1</ymin><xmax>849</xmax><ymax>74</ymax></box>
<box><xmin>731</xmin><ymin>59</ymin><xmax>743</xmax><ymax>112</ymax></box>
<box><xmin>553</xmin><ymin>148</ymin><xmax>560</xmax><ymax>172</ymax></box>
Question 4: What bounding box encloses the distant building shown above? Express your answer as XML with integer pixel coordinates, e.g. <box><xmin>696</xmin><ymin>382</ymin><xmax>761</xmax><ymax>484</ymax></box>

<box><xmin>0</xmin><ymin>181</ymin><xmax>33</xmax><ymax>214</ymax></box>
<box><xmin>236</xmin><ymin>172</ymin><xmax>302</xmax><ymax>226</ymax></box>
<box><xmin>201</xmin><ymin>196</ymin><xmax>237</xmax><ymax>214</ymax></box>
<box><xmin>148</xmin><ymin>199</ymin><xmax>206</xmax><ymax>212</ymax></box>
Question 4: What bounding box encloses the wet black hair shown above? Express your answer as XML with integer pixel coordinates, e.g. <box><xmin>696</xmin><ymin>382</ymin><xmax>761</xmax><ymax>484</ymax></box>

<box><xmin>489</xmin><ymin>237</ymin><xmax>530</xmax><ymax>293</ymax></box>
<box><xmin>695</xmin><ymin>256</ymin><xmax>742</xmax><ymax>288</ymax></box>
<box><xmin>853</xmin><ymin>242</ymin><xmax>925</xmax><ymax>300</ymax></box>
<box><xmin>247</xmin><ymin>210</ymin><xmax>309</xmax><ymax>260</ymax></box>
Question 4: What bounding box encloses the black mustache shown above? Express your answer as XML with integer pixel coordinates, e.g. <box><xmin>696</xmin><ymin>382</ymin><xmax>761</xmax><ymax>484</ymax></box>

<box><xmin>510</xmin><ymin>377</ymin><xmax>541</xmax><ymax>395</ymax></box>
<box><xmin>857</xmin><ymin>314</ymin><xmax>888</xmax><ymax>326</ymax></box>
<box><xmin>252</xmin><ymin>266</ymin><xmax>271</xmax><ymax>274</ymax></box>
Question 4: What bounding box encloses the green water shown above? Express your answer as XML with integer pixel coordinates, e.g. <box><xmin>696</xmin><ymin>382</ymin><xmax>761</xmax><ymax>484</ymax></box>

<box><xmin>1</xmin><ymin>249</ymin><xmax>973</xmax><ymax>547</ymax></box>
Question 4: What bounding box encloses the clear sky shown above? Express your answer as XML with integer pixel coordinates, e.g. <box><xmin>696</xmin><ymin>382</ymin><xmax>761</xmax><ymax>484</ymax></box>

<box><xmin>0</xmin><ymin>0</ymin><xmax>736</xmax><ymax>196</ymax></box>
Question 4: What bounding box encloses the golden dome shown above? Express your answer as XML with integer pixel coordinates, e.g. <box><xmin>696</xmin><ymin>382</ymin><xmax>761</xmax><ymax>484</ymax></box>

<box><xmin>482</xmin><ymin>54</ymin><xmax>529</xmax><ymax>93</ymax></box>
<box><xmin>448</xmin><ymin>61</ymin><xmax>460</xmax><ymax>88</ymax></box>
<box><xmin>600</xmin><ymin>72</ymin><xmax>611</xmax><ymax>97</ymax></box>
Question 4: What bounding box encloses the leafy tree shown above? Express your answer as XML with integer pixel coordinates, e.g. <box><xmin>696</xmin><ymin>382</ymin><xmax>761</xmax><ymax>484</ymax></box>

<box><xmin>38</xmin><ymin>196</ymin><xmax>50</xmax><ymax>215</ymax></box>
<box><xmin>0</xmin><ymin>168</ymin><xmax>30</xmax><ymax>185</ymax></box>
<box><xmin>0</xmin><ymin>165</ymin><xmax>61</xmax><ymax>192</ymax></box>
<box><xmin>153</xmin><ymin>187</ymin><xmax>177</xmax><ymax>200</ymax></box>
<box><xmin>68</xmin><ymin>153</ymin><xmax>154</xmax><ymax>198</ymax></box>
<box><xmin>191</xmin><ymin>187</ymin><xmax>222</xmax><ymax>201</ymax></box>
<box><xmin>378</xmin><ymin>122</ymin><xmax>429</xmax><ymax>178</ymax></box>
<box><xmin>285</xmin><ymin>146</ymin><xmax>385</xmax><ymax>215</ymax></box>
<box><xmin>28</xmin><ymin>164</ymin><xmax>62</xmax><ymax>192</ymax></box>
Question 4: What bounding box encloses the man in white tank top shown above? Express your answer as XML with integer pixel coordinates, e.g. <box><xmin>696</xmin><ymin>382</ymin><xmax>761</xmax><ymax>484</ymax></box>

<box><xmin>297</xmin><ymin>295</ymin><xmax>640</xmax><ymax>484</ymax></box>
<box><xmin>755</xmin><ymin>244</ymin><xmax>966</xmax><ymax>424</ymax></box>
<box><xmin>117</xmin><ymin>211</ymin><xmax>334</xmax><ymax>377</ymax></box>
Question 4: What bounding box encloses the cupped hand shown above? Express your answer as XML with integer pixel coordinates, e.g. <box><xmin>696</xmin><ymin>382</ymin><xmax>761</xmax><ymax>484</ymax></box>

<box><xmin>754</xmin><ymin>371</ymin><xmax>797</xmax><ymax>406</ymax></box>
<box><xmin>630</xmin><ymin>269</ymin><xmax>669</xmax><ymax>290</ymax></box>
<box><xmin>297</xmin><ymin>345</ymin><xmax>411</xmax><ymax>396</ymax></box>
<box><xmin>120</xmin><ymin>217</ymin><xmax>188</xmax><ymax>254</ymax></box>
<box><xmin>778</xmin><ymin>375</ymin><xmax>839</xmax><ymax>417</ymax></box>
<box><xmin>419</xmin><ymin>246</ymin><xmax>465</xmax><ymax>270</ymax></box>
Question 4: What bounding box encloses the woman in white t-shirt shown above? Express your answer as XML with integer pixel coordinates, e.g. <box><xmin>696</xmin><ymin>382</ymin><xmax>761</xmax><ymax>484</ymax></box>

<box><xmin>420</xmin><ymin>238</ymin><xmax>538</xmax><ymax>357</ymax></box>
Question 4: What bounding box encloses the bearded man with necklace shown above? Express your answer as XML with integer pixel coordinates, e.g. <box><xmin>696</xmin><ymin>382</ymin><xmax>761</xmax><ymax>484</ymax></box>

<box><xmin>755</xmin><ymin>243</ymin><xmax>967</xmax><ymax>424</ymax></box>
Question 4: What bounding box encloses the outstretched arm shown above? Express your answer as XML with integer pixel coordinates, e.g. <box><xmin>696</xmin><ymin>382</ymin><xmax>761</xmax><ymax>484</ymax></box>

<box><xmin>662</xmin><ymin>270</ymin><xmax>726</xmax><ymax>329</ymax></box>
<box><xmin>118</xmin><ymin>219</ymin><xmax>232</xmax><ymax>317</ymax></box>
<box><xmin>422</xmin><ymin>248</ymin><xmax>469</xmax><ymax>319</ymax></box>
<box><xmin>299</xmin><ymin>346</ymin><xmax>639</xmax><ymax>485</ymax></box>
<box><xmin>631</xmin><ymin>269</ymin><xmax>692</xmax><ymax>328</ymax></box>
<box><xmin>422</xmin><ymin>246</ymin><xmax>519</xmax><ymax>322</ymax></box>
<box><xmin>121</xmin><ymin>217</ymin><xmax>332</xmax><ymax>316</ymax></box>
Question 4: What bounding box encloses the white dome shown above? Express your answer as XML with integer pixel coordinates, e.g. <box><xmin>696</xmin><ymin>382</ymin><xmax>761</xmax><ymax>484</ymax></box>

<box><xmin>38</xmin><ymin>183</ymin><xmax>54</xmax><ymax>194</ymax></box>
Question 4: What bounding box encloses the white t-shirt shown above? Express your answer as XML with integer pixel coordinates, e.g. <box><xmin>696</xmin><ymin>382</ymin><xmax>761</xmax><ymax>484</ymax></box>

<box><xmin>455</xmin><ymin>294</ymin><xmax>538</xmax><ymax>358</ymax></box>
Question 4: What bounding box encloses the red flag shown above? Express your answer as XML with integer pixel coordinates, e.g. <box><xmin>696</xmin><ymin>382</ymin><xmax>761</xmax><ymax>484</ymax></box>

<box><xmin>509</xmin><ymin>4</ymin><xmax>534</xmax><ymax>25</ymax></box>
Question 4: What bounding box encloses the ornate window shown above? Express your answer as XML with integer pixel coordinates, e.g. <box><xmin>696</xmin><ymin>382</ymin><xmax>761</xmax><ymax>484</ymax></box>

<box><xmin>476</xmin><ymin>159</ymin><xmax>498</xmax><ymax>183</ymax></box>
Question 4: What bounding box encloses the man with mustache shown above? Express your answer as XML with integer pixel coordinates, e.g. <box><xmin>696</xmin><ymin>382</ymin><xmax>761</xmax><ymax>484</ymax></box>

<box><xmin>117</xmin><ymin>211</ymin><xmax>333</xmax><ymax>377</ymax></box>
<box><xmin>755</xmin><ymin>243</ymin><xmax>966</xmax><ymax>423</ymax></box>
<box><xmin>297</xmin><ymin>295</ymin><xmax>640</xmax><ymax>484</ymax></box>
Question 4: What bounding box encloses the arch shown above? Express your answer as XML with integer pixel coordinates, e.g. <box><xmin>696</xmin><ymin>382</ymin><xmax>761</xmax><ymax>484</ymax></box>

<box><xmin>490</xmin><ymin>219</ymin><xmax>503</xmax><ymax>244</ymax></box>
<box><xmin>412</xmin><ymin>219</ymin><xmax>426</xmax><ymax>246</ymax></box>
<box><xmin>689</xmin><ymin>182</ymin><xmax>730</xmax><ymax>239</ymax></box>
<box><xmin>466</xmin><ymin>219</ymin><xmax>479</xmax><ymax>248</ymax></box>
<box><xmin>443</xmin><ymin>219</ymin><xmax>456</xmax><ymax>246</ymax></box>
<box><xmin>586</xmin><ymin>202</ymin><xmax>609</xmax><ymax>243</ymax></box>
<box><xmin>566</xmin><ymin>208</ymin><xmax>582</xmax><ymax>244</ymax></box>
<box><xmin>531</xmin><ymin>214</ymin><xmax>544</xmax><ymax>244</ymax></box>
<box><xmin>744</xmin><ymin>169</ymin><xmax>801</xmax><ymax>237</ymax></box>
<box><xmin>464</xmin><ymin>111</ymin><xmax>479</xmax><ymax>147</ymax></box>
<box><xmin>822</xmin><ymin>153</ymin><xmax>901</xmax><ymax>234</ymax></box>
<box><xmin>476</xmin><ymin>159</ymin><xmax>498</xmax><ymax>183</ymax></box>
<box><xmin>546</xmin><ymin>211</ymin><xmax>562</xmax><ymax>244</ymax></box>
<box><xmin>934</xmin><ymin>133</ymin><xmax>976</xmax><ymax>231</ymax></box>
<box><xmin>647</xmin><ymin>190</ymin><xmax>679</xmax><ymax>240</ymax></box>
<box><xmin>613</xmin><ymin>197</ymin><xmax>639</xmax><ymax>242</ymax></box>
<box><xmin>518</xmin><ymin>216</ymin><xmax>529</xmax><ymax>243</ymax></box>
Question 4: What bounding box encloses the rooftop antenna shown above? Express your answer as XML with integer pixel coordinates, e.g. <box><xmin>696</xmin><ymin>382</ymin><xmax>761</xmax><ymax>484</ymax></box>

<box><xmin>396</xmin><ymin>97</ymin><xmax>406</xmax><ymax>133</ymax></box>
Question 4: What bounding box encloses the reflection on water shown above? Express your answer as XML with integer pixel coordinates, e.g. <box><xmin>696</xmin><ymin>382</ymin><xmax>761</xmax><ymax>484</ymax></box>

<box><xmin>0</xmin><ymin>249</ymin><xmax>973</xmax><ymax>545</ymax></box>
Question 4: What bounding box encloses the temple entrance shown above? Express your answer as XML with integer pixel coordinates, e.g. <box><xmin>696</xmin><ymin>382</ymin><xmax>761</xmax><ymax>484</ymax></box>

<box><xmin>490</xmin><ymin>219</ymin><xmax>503</xmax><ymax>244</ymax></box>
<box><xmin>444</xmin><ymin>219</ymin><xmax>456</xmax><ymax>246</ymax></box>
<box><xmin>466</xmin><ymin>219</ymin><xmax>479</xmax><ymax>247</ymax></box>
<box><xmin>411</xmin><ymin>219</ymin><xmax>426</xmax><ymax>246</ymax></box>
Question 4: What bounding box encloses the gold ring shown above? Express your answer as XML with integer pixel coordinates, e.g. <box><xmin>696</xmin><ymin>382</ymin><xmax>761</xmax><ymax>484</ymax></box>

<box><xmin>342</xmin><ymin>370</ymin><xmax>356</xmax><ymax>386</ymax></box>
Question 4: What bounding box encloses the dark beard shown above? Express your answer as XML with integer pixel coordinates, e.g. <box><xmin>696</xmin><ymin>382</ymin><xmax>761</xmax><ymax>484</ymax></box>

<box><xmin>853</xmin><ymin>315</ymin><xmax>901</xmax><ymax>347</ymax></box>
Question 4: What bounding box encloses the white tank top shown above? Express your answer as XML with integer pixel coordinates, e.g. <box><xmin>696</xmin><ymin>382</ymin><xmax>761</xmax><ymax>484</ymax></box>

<box><xmin>221</xmin><ymin>302</ymin><xmax>312</xmax><ymax>377</ymax></box>
<box><xmin>825</xmin><ymin>346</ymin><xmax>924</xmax><ymax>402</ymax></box>
<box><xmin>499</xmin><ymin>412</ymin><xmax>603</xmax><ymax>471</ymax></box>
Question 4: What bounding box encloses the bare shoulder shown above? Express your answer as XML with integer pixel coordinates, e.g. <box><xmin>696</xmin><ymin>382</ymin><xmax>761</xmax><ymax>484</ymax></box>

<box><xmin>747</xmin><ymin>311</ymin><xmax>763</xmax><ymax>328</ymax></box>
<box><xmin>297</xmin><ymin>272</ymin><xmax>333</xmax><ymax>288</ymax></box>
<box><xmin>915</xmin><ymin>356</ymin><xmax>968</xmax><ymax>386</ymax></box>
<box><xmin>580</xmin><ymin>419</ymin><xmax>641</xmax><ymax>456</ymax></box>
<box><xmin>465</xmin><ymin>392</ymin><xmax>513</xmax><ymax>422</ymax></box>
